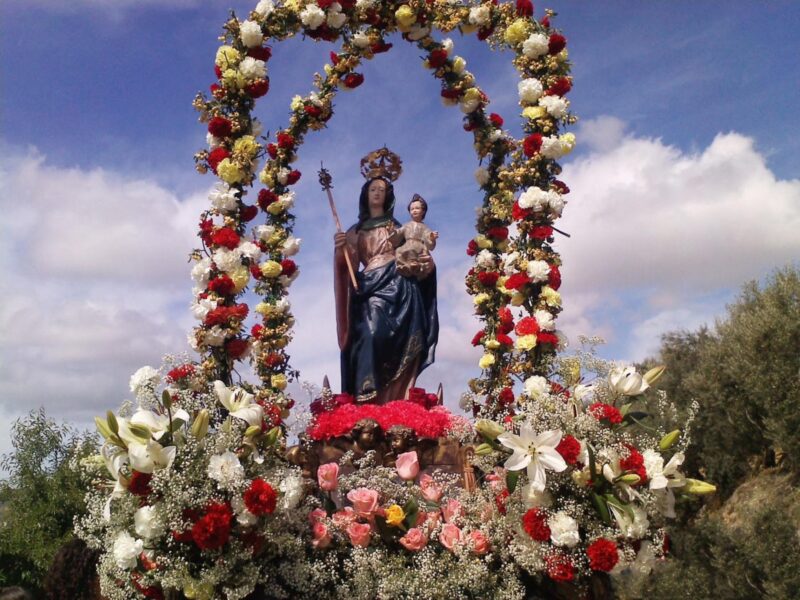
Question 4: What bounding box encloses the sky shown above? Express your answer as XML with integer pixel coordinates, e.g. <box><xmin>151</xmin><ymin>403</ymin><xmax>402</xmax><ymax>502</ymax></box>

<box><xmin>1</xmin><ymin>1</ymin><xmax>799</xmax><ymax>462</ymax></box>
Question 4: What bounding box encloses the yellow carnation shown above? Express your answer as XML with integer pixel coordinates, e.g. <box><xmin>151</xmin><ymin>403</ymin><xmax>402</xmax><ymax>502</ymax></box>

<box><xmin>473</xmin><ymin>293</ymin><xmax>490</xmax><ymax>306</ymax></box>
<box><xmin>516</xmin><ymin>334</ymin><xmax>537</xmax><ymax>351</ymax></box>
<box><xmin>266</xmin><ymin>200</ymin><xmax>288</xmax><ymax>215</ymax></box>
<box><xmin>230</xmin><ymin>265</ymin><xmax>250</xmax><ymax>293</ymax></box>
<box><xmin>523</xmin><ymin>106</ymin><xmax>548</xmax><ymax>121</ymax></box>
<box><xmin>233</xmin><ymin>135</ymin><xmax>259</xmax><ymax>159</ymax></box>
<box><xmin>475</xmin><ymin>234</ymin><xmax>492</xmax><ymax>249</ymax></box>
<box><xmin>452</xmin><ymin>56</ymin><xmax>466</xmax><ymax>74</ymax></box>
<box><xmin>395</xmin><ymin>5</ymin><xmax>416</xmax><ymax>28</ymax></box>
<box><xmin>510</xmin><ymin>292</ymin><xmax>525</xmax><ymax>306</ymax></box>
<box><xmin>541</xmin><ymin>286</ymin><xmax>562</xmax><ymax>307</ymax></box>
<box><xmin>479</xmin><ymin>353</ymin><xmax>496</xmax><ymax>369</ymax></box>
<box><xmin>215</xmin><ymin>45</ymin><xmax>242</xmax><ymax>68</ymax></box>
<box><xmin>385</xmin><ymin>504</ymin><xmax>405</xmax><ymax>527</ymax></box>
<box><xmin>485</xmin><ymin>339</ymin><xmax>500</xmax><ymax>350</ymax></box>
<box><xmin>259</xmin><ymin>260</ymin><xmax>282</xmax><ymax>278</ymax></box>
<box><xmin>221</xmin><ymin>68</ymin><xmax>246</xmax><ymax>89</ymax></box>
<box><xmin>271</xmin><ymin>374</ymin><xmax>287</xmax><ymax>390</ymax></box>
<box><xmin>559</xmin><ymin>132</ymin><xmax>576</xmax><ymax>155</ymax></box>
<box><xmin>216</xmin><ymin>158</ymin><xmax>245</xmax><ymax>184</ymax></box>
<box><xmin>290</xmin><ymin>95</ymin><xmax>304</xmax><ymax>111</ymax></box>
<box><xmin>504</xmin><ymin>19</ymin><xmax>529</xmax><ymax>46</ymax></box>
<box><xmin>259</xmin><ymin>168</ymin><xmax>274</xmax><ymax>186</ymax></box>
<box><xmin>255</xmin><ymin>302</ymin><xmax>272</xmax><ymax>316</ymax></box>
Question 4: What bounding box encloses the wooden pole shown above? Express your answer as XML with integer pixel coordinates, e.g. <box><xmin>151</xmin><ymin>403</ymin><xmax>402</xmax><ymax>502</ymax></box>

<box><xmin>318</xmin><ymin>165</ymin><xmax>358</xmax><ymax>291</ymax></box>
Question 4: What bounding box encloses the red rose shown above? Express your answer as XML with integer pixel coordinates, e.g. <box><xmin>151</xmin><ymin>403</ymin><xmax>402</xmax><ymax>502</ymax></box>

<box><xmin>505</xmin><ymin>272</ymin><xmax>531</xmax><ymax>290</ymax></box>
<box><xmin>546</xmin><ymin>553</ymin><xmax>575</xmax><ymax>582</ymax></box>
<box><xmin>516</xmin><ymin>0</ymin><xmax>533</xmax><ymax>17</ymax></box>
<box><xmin>207</xmin><ymin>147</ymin><xmax>230</xmax><ymax>173</ymax></box>
<box><xmin>522</xmin><ymin>508</ymin><xmax>550</xmax><ymax>541</ymax></box>
<box><xmin>515</xmin><ymin>316</ymin><xmax>540</xmax><ymax>336</ymax></box>
<box><xmin>428</xmin><ymin>49</ymin><xmax>448</xmax><ymax>68</ymax></box>
<box><xmin>343</xmin><ymin>72</ymin><xmax>364</xmax><ymax>89</ymax></box>
<box><xmin>587</xmin><ymin>538</ymin><xmax>619</xmax><ymax>572</ymax></box>
<box><xmin>244</xmin><ymin>478</ymin><xmax>278</xmax><ymax>516</ymax></box>
<box><xmin>277</xmin><ymin>131</ymin><xmax>295</xmax><ymax>149</ymax></box>
<box><xmin>556</xmin><ymin>435</ymin><xmax>581</xmax><ymax>465</ymax></box>
<box><xmin>588</xmin><ymin>402</ymin><xmax>623</xmax><ymax>425</ymax></box>
<box><xmin>512</xmin><ymin>201</ymin><xmax>532</xmax><ymax>221</ymax></box>
<box><xmin>286</xmin><ymin>169</ymin><xmax>302</xmax><ymax>184</ymax></box>
<box><xmin>531</xmin><ymin>225</ymin><xmax>553</xmax><ymax>240</ymax></box>
<box><xmin>537</xmin><ymin>331</ymin><xmax>559</xmax><ymax>345</ymax></box>
<box><xmin>208</xmin><ymin>116</ymin><xmax>233</xmax><ymax>138</ymax></box>
<box><xmin>209</xmin><ymin>274</ymin><xmax>235</xmax><ymax>296</ymax></box>
<box><xmin>258</xmin><ymin>189</ymin><xmax>278</xmax><ymax>210</ymax></box>
<box><xmin>211</xmin><ymin>227</ymin><xmax>240</xmax><ymax>250</ymax></box>
<box><xmin>192</xmin><ymin>502</ymin><xmax>233</xmax><ymax>550</ymax></box>
<box><xmin>247</xmin><ymin>46</ymin><xmax>272</xmax><ymax>62</ymax></box>
<box><xmin>466</xmin><ymin>239</ymin><xmax>479</xmax><ymax>256</ymax></box>
<box><xmin>498</xmin><ymin>387</ymin><xmax>515</xmax><ymax>405</ymax></box>
<box><xmin>548</xmin><ymin>33</ymin><xmax>567</xmax><ymax>55</ymax></box>
<box><xmin>225</xmin><ymin>338</ymin><xmax>249</xmax><ymax>359</ymax></box>
<box><xmin>304</xmin><ymin>104</ymin><xmax>322</xmax><ymax>118</ymax></box>
<box><xmin>471</xmin><ymin>330</ymin><xmax>485</xmax><ymax>346</ymax></box>
<box><xmin>245</xmin><ymin>79</ymin><xmax>270</xmax><ymax>98</ymax></box>
<box><xmin>549</xmin><ymin>264</ymin><xmax>561</xmax><ymax>290</ymax></box>
<box><xmin>477</xmin><ymin>271</ymin><xmax>499</xmax><ymax>287</ymax></box>
<box><xmin>489</xmin><ymin>113</ymin><xmax>504</xmax><ymax>127</ymax></box>
<box><xmin>281</xmin><ymin>259</ymin><xmax>297</xmax><ymax>277</ymax></box>
<box><xmin>128</xmin><ymin>470</ymin><xmax>152</xmax><ymax>497</ymax></box>
<box><xmin>546</xmin><ymin>77</ymin><xmax>572</xmax><ymax>97</ymax></box>
<box><xmin>487</xmin><ymin>226</ymin><xmax>509</xmax><ymax>241</ymax></box>
<box><xmin>523</xmin><ymin>133</ymin><xmax>542</xmax><ymax>157</ymax></box>
<box><xmin>371</xmin><ymin>40</ymin><xmax>392</xmax><ymax>53</ymax></box>
<box><xmin>251</xmin><ymin>324</ymin><xmax>264</xmax><ymax>339</ymax></box>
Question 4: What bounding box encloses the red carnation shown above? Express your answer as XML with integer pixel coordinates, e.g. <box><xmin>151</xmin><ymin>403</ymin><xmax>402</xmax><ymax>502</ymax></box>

<box><xmin>477</xmin><ymin>26</ymin><xmax>494</xmax><ymax>41</ymax></box>
<box><xmin>225</xmin><ymin>338</ymin><xmax>249</xmax><ymax>359</ymax></box>
<box><xmin>463</xmin><ymin>119</ymin><xmax>477</xmax><ymax>132</ymax></box>
<box><xmin>620</xmin><ymin>445</ymin><xmax>648</xmax><ymax>484</ymax></box>
<box><xmin>512</xmin><ymin>201</ymin><xmax>531</xmax><ymax>221</ymax></box>
<box><xmin>267</xmin><ymin>143</ymin><xmax>278</xmax><ymax>159</ymax></box>
<box><xmin>428</xmin><ymin>49</ymin><xmax>448</xmax><ymax>68</ymax></box>
<box><xmin>371</xmin><ymin>40</ymin><xmax>393</xmax><ymax>53</ymax></box>
<box><xmin>546</xmin><ymin>77</ymin><xmax>572</xmax><ymax>97</ymax></box>
<box><xmin>281</xmin><ymin>259</ymin><xmax>297</xmax><ymax>277</ymax></box>
<box><xmin>537</xmin><ymin>331</ymin><xmax>560</xmax><ymax>345</ymax></box>
<box><xmin>495</xmin><ymin>489</ymin><xmax>510</xmax><ymax>515</ymax></box>
<box><xmin>515</xmin><ymin>316</ymin><xmax>540</xmax><ymax>336</ymax></box>
<box><xmin>505</xmin><ymin>272</ymin><xmax>530</xmax><ymax>290</ymax></box>
<box><xmin>247</xmin><ymin>46</ymin><xmax>272</xmax><ymax>62</ymax></box>
<box><xmin>498</xmin><ymin>387</ymin><xmax>515</xmax><ymax>405</ymax></box>
<box><xmin>523</xmin><ymin>133</ymin><xmax>542</xmax><ymax>157</ymax></box>
<box><xmin>471</xmin><ymin>330</ymin><xmax>485</xmax><ymax>346</ymax></box>
<box><xmin>516</xmin><ymin>0</ymin><xmax>534</xmax><ymax>17</ymax></box>
<box><xmin>277</xmin><ymin>132</ymin><xmax>295</xmax><ymax>149</ymax></box>
<box><xmin>241</xmin><ymin>204</ymin><xmax>258</xmax><ymax>222</ymax></box>
<box><xmin>231</xmin><ymin>304</ymin><xmax>248</xmax><ymax>320</ymax></box>
<box><xmin>548</xmin><ymin>33</ymin><xmax>567</xmax><ymax>55</ymax></box>
<box><xmin>214</xmin><ymin>65</ymin><xmax>222</xmax><ymax>79</ymax></box>
<box><xmin>208</xmin><ymin>116</ymin><xmax>233</xmax><ymax>138</ymax></box>
<box><xmin>199</xmin><ymin>218</ymin><xmax>214</xmax><ymax>245</ymax></box>
<box><xmin>192</xmin><ymin>502</ymin><xmax>233</xmax><ymax>550</ymax></box>
<box><xmin>549</xmin><ymin>264</ymin><xmax>561</xmax><ymax>290</ymax></box>
<box><xmin>318</xmin><ymin>0</ymin><xmax>335</xmax><ymax>8</ymax></box>
<box><xmin>496</xmin><ymin>333</ymin><xmax>513</xmax><ymax>346</ymax></box>
<box><xmin>128</xmin><ymin>470</ymin><xmax>152</xmax><ymax>497</ymax></box>
<box><xmin>251</xmin><ymin>324</ymin><xmax>264</xmax><ymax>339</ymax></box>
<box><xmin>343</xmin><ymin>73</ymin><xmax>364</xmax><ymax>89</ymax></box>
<box><xmin>555</xmin><ymin>434</ymin><xmax>581</xmax><ymax>465</ymax></box>
<box><xmin>587</xmin><ymin>539</ymin><xmax>619</xmax><ymax>572</ymax></box>
<box><xmin>466</xmin><ymin>239</ymin><xmax>479</xmax><ymax>256</ymax></box>
<box><xmin>546</xmin><ymin>553</ymin><xmax>575</xmax><ymax>582</ymax></box>
<box><xmin>329</xmin><ymin>51</ymin><xmax>340</xmax><ymax>65</ymax></box>
<box><xmin>209</xmin><ymin>274</ymin><xmax>235</xmax><ymax>296</ymax></box>
<box><xmin>552</xmin><ymin>179</ymin><xmax>570</xmax><ymax>194</ymax></box>
<box><xmin>304</xmin><ymin>104</ymin><xmax>322</xmax><ymax>118</ymax></box>
<box><xmin>286</xmin><ymin>170</ymin><xmax>302</xmax><ymax>184</ymax></box>
<box><xmin>540</xmin><ymin>15</ymin><xmax>550</xmax><ymax>27</ymax></box>
<box><xmin>522</xmin><ymin>508</ymin><xmax>551</xmax><ymax>541</ymax></box>
<box><xmin>209</xmin><ymin>83</ymin><xmax>224</xmax><ymax>99</ymax></box>
<box><xmin>498</xmin><ymin>306</ymin><xmax>514</xmax><ymax>330</ymax></box>
<box><xmin>489</xmin><ymin>113</ymin><xmax>504</xmax><ymax>127</ymax></box>
<box><xmin>477</xmin><ymin>271</ymin><xmax>500</xmax><ymax>287</ymax></box>
<box><xmin>531</xmin><ymin>225</ymin><xmax>553</xmax><ymax>240</ymax></box>
<box><xmin>263</xmin><ymin>353</ymin><xmax>284</xmax><ymax>368</ymax></box>
<box><xmin>245</xmin><ymin>79</ymin><xmax>270</xmax><ymax>98</ymax></box>
<box><xmin>207</xmin><ymin>147</ymin><xmax>230</xmax><ymax>173</ymax></box>
<box><xmin>244</xmin><ymin>478</ymin><xmax>278</xmax><ymax>516</ymax></box>
<box><xmin>487</xmin><ymin>226</ymin><xmax>509</xmax><ymax>241</ymax></box>
<box><xmin>211</xmin><ymin>227</ymin><xmax>240</xmax><ymax>250</ymax></box>
<box><xmin>258</xmin><ymin>189</ymin><xmax>278</xmax><ymax>210</ymax></box>
<box><xmin>588</xmin><ymin>402</ymin><xmax>623</xmax><ymax>425</ymax></box>
<box><xmin>441</xmin><ymin>88</ymin><xmax>461</xmax><ymax>100</ymax></box>
<box><xmin>167</xmin><ymin>363</ymin><xmax>195</xmax><ymax>382</ymax></box>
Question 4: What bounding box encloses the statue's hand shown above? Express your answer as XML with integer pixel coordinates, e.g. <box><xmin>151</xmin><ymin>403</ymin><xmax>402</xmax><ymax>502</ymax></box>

<box><xmin>334</xmin><ymin>232</ymin><xmax>347</xmax><ymax>249</ymax></box>
<box><xmin>430</xmin><ymin>231</ymin><xmax>439</xmax><ymax>241</ymax></box>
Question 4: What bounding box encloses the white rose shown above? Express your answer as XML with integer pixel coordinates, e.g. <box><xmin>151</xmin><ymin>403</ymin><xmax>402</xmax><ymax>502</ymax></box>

<box><xmin>191</xmin><ymin>297</ymin><xmax>217</xmax><ymax>321</ymax></box>
<box><xmin>327</xmin><ymin>3</ymin><xmax>347</xmax><ymax>28</ymax></box>
<box><xmin>522</xmin><ymin>33</ymin><xmax>549</xmax><ymax>58</ymax></box>
<box><xmin>300</xmin><ymin>4</ymin><xmax>326</xmax><ymax>29</ymax></box>
<box><xmin>534</xmin><ymin>309</ymin><xmax>555</xmax><ymax>331</ymax></box>
<box><xmin>523</xmin><ymin>375</ymin><xmax>549</xmax><ymax>400</ymax></box>
<box><xmin>254</xmin><ymin>0</ymin><xmax>274</xmax><ymax>17</ymax></box>
<box><xmin>134</xmin><ymin>506</ymin><xmax>164</xmax><ymax>540</ymax></box>
<box><xmin>238</xmin><ymin>241</ymin><xmax>261</xmax><ymax>261</ymax></box>
<box><xmin>476</xmin><ymin>249</ymin><xmax>495</xmax><ymax>269</ymax></box>
<box><xmin>518</xmin><ymin>78</ymin><xmax>543</xmax><ymax>104</ymax></box>
<box><xmin>212</xmin><ymin>248</ymin><xmax>241</xmax><ymax>273</ymax></box>
<box><xmin>130</xmin><ymin>366</ymin><xmax>159</xmax><ymax>395</ymax></box>
<box><xmin>209</xmin><ymin>183</ymin><xmax>238</xmax><ymax>213</ymax></box>
<box><xmin>282</xmin><ymin>236</ymin><xmax>302</xmax><ymax>256</ymax></box>
<box><xmin>539</xmin><ymin>95</ymin><xmax>569</xmax><ymax>119</ymax></box>
<box><xmin>527</xmin><ymin>260</ymin><xmax>550</xmax><ymax>283</ymax></box>
<box><xmin>240</xmin><ymin>20</ymin><xmax>264</xmax><ymax>48</ymax></box>
<box><xmin>239</xmin><ymin>57</ymin><xmax>266</xmax><ymax>80</ymax></box>
<box><xmin>352</xmin><ymin>31</ymin><xmax>371</xmax><ymax>48</ymax></box>
<box><xmin>517</xmin><ymin>186</ymin><xmax>548</xmax><ymax>211</ymax></box>
<box><xmin>113</xmin><ymin>531</ymin><xmax>143</xmax><ymax>570</ymax></box>
<box><xmin>548</xmin><ymin>512</ymin><xmax>580</xmax><ymax>547</ymax></box>
<box><xmin>474</xmin><ymin>167</ymin><xmax>490</xmax><ymax>186</ymax></box>
<box><xmin>468</xmin><ymin>5</ymin><xmax>490</xmax><ymax>26</ymax></box>
<box><xmin>208</xmin><ymin>451</ymin><xmax>245</xmax><ymax>490</ymax></box>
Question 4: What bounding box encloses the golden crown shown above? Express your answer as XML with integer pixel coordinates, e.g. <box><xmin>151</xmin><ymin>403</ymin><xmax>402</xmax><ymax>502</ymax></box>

<box><xmin>360</xmin><ymin>146</ymin><xmax>403</xmax><ymax>182</ymax></box>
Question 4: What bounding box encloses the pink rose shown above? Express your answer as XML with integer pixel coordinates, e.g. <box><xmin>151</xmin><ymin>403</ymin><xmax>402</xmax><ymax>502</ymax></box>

<box><xmin>419</xmin><ymin>474</ymin><xmax>443</xmax><ymax>503</ymax></box>
<box><xmin>332</xmin><ymin>507</ymin><xmax>357</xmax><ymax>528</ymax></box>
<box><xmin>395</xmin><ymin>451</ymin><xmax>420</xmax><ymax>481</ymax></box>
<box><xmin>317</xmin><ymin>463</ymin><xmax>339</xmax><ymax>491</ymax></box>
<box><xmin>439</xmin><ymin>523</ymin><xmax>462</xmax><ymax>551</ymax></box>
<box><xmin>442</xmin><ymin>499</ymin><xmax>463</xmax><ymax>524</ymax></box>
<box><xmin>312</xmin><ymin>521</ymin><xmax>331</xmax><ymax>549</ymax></box>
<box><xmin>346</xmin><ymin>488</ymin><xmax>380</xmax><ymax>516</ymax></box>
<box><xmin>468</xmin><ymin>530</ymin><xmax>490</xmax><ymax>555</ymax></box>
<box><xmin>399</xmin><ymin>527</ymin><xmax>428</xmax><ymax>552</ymax></box>
<box><xmin>346</xmin><ymin>521</ymin><xmax>372</xmax><ymax>547</ymax></box>
<box><xmin>308</xmin><ymin>508</ymin><xmax>327</xmax><ymax>524</ymax></box>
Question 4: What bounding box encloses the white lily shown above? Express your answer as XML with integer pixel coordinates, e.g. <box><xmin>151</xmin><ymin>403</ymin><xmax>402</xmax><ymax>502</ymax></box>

<box><xmin>101</xmin><ymin>445</ymin><xmax>130</xmax><ymax>521</ymax></box>
<box><xmin>497</xmin><ymin>423</ymin><xmax>567</xmax><ymax>492</ymax></box>
<box><xmin>609</xmin><ymin>366</ymin><xmax>649</xmax><ymax>396</ymax></box>
<box><xmin>601</xmin><ymin>449</ymin><xmax>640</xmax><ymax>503</ymax></box>
<box><xmin>130</xmin><ymin>408</ymin><xmax>191</xmax><ymax>441</ymax></box>
<box><xmin>128</xmin><ymin>440</ymin><xmax>176</xmax><ymax>474</ymax></box>
<box><xmin>643</xmin><ymin>449</ymin><xmax>685</xmax><ymax>518</ymax></box>
<box><xmin>214</xmin><ymin>380</ymin><xmax>264</xmax><ymax>427</ymax></box>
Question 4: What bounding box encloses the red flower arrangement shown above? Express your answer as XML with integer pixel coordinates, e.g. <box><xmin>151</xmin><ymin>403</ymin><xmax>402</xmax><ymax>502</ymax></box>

<box><xmin>522</xmin><ymin>508</ymin><xmax>551</xmax><ymax>541</ymax></box>
<box><xmin>277</xmin><ymin>132</ymin><xmax>295</xmax><ymax>149</ymax></box>
<box><xmin>489</xmin><ymin>113</ymin><xmax>504</xmax><ymax>127</ymax></box>
<box><xmin>245</xmin><ymin>79</ymin><xmax>270</xmax><ymax>98</ymax></box>
<box><xmin>280</xmin><ymin>259</ymin><xmax>297</xmax><ymax>277</ymax></box>
<box><xmin>477</xmin><ymin>271</ymin><xmax>500</xmax><ymax>287</ymax></box>
<box><xmin>546</xmin><ymin>77</ymin><xmax>572</xmax><ymax>97</ymax></box>
<box><xmin>241</xmin><ymin>205</ymin><xmax>258</xmax><ymax>222</ymax></box>
<box><xmin>486</xmin><ymin>226</ymin><xmax>509</xmax><ymax>241</ymax></box>
<box><xmin>549</xmin><ymin>264</ymin><xmax>562</xmax><ymax>290</ymax></box>
<box><xmin>247</xmin><ymin>46</ymin><xmax>272</xmax><ymax>62</ymax></box>
<box><xmin>225</xmin><ymin>338</ymin><xmax>249</xmax><ymax>359</ymax></box>
<box><xmin>586</xmin><ymin>538</ymin><xmax>619</xmax><ymax>572</ymax></box>
<box><xmin>209</xmin><ymin>274</ymin><xmax>235</xmax><ymax>296</ymax></box>
<box><xmin>619</xmin><ymin>444</ymin><xmax>648</xmax><ymax>484</ymax></box>
<box><xmin>244</xmin><ymin>479</ymin><xmax>278</xmax><ymax>516</ymax></box>
<box><xmin>537</xmin><ymin>331</ymin><xmax>560</xmax><ymax>345</ymax></box>
<box><xmin>307</xmin><ymin>401</ymin><xmax>453</xmax><ymax>441</ymax></box>
<box><xmin>258</xmin><ymin>189</ymin><xmax>278</xmax><ymax>210</ymax></box>
<box><xmin>192</xmin><ymin>502</ymin><xmax>233</xmax><ymax>551</ymax></box>
<box><xmin>512</xmin><ymin>200</ymin><xmax>532</xmax><ymax>221</ymax></box>
<box><xmin>516</xmin><ymin>0</ymin><xmax>534</xmax><ymax>17</ymax></box>
<box><xmin>204</xmin><ymin>304</ymin><xmax>248</xmax><ymax>327</ymax></box>
<box><xmin>531</xmin><ymin>225</ymin><xmax>553</xmax><ymax>240</ymax></box>
<box><xmin>211</xmin><ymin>227</ymin><xmax>240</xmax><ymax>250</ymax></box>
<box><xmin>285</xmin><ymin>169</ymin><xmax>302</xmax><ymax>184</ymax></box>
<box><xmin>498</xmin><ymin>307</ymin><xmax>515</xmax><ymax>333</ymax></box>
<box><xmin>167</xmin><ymin>363</ymin><xmax>195</xmax><ymax>383</ymax></box>
<box><xmin>471</xmin><ymin>330</ymin><xmax>485</xmax><ymax>346</ymax></box>
<box><xmin>498</xmin><ymin>387</ymin><xmax>515</xmax><ymax>405</ymax></box>
<box><xmin>466</xmin><ymin>239</ymin><xmax>479</xmax><ymax>256</ymax></box>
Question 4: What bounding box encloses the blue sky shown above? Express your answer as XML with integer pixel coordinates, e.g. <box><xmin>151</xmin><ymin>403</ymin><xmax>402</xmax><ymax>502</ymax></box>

<box><xmin>2</xmin><ymin>1</ymin><xmax>799</xmax><ymax>457</ymax></box>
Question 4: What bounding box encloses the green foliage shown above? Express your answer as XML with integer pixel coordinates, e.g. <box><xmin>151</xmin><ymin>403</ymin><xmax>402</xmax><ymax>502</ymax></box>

<box><xmin>0</xmin><ymin>408</ymin><xmax>97</xmax><ymax>589</ymax></box>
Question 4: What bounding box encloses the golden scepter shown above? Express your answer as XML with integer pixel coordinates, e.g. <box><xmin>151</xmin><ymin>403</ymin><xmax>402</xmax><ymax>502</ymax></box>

<box><xmin>318</xmin><ymin>164</ymin><xmax>358</xmax><ymax>291</ymax></box>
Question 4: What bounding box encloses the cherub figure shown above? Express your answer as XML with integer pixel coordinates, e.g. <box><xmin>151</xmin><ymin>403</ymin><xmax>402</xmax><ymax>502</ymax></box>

<box><xmin>391</xmin><ymin>194</ymin><xmax>438</xmax><ymax>279</ymax></box>
<box><xmin>350</xmin><ymin>418</ymin><xmax>384</xmax><ymax>455</ymax></box>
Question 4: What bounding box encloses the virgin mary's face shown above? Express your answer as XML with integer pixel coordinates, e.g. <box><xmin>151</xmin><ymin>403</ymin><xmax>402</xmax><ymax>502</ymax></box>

<box><xmin>367</xmin><ymin>179</ymin><xmax>387</xmax><ymax>215</ymax></box>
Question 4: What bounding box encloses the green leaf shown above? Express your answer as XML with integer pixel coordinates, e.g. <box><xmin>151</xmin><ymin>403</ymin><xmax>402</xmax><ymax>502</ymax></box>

<box><xmin>403</xmin><ymin>497</ymin><xmax>419</xmax><ymax>530</ymax></box>
<box><xmin>592</xmin><ymin>492</ymin><xmax>611</xmax><ymax>524</ymax></box>
<box><xmin>605</xmin><ymin>494</ymin><xmax>634</xmax><ymax>522</ymax></box>
<box><xmin>619</xmin><ymin>402</ymin><xmax>632</xmax><ymax>417</ymax></box>
<box><xmin>106</xmin><ymin>411</ymin><xmax>119</xmax><ymax>435</ymax></box>
<box><xmin>161</xmin><ymin>390</ymin><xmax>172</xmax><ymax>410</ymax></box>
<box><xmin>506</xmin><ymin>470</ymin><xmax>520</xmax><ymax>494</ymax></box>
<box><xmin>374</xmin><ymin>515</ymin><xmax>395</xmax><ymax>545</ymax></box>
<box><xmin>127</xmin><ymin>424</ymin><xmax>152</xmax><ymax>444</ymax></box>
<box><xmin>95</xmin><ymin>417</ymin><xmax>112</xmax><ymax>440</ymax></box>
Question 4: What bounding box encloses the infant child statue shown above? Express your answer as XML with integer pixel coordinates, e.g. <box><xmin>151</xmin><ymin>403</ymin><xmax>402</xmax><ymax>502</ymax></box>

<box><xmin>391</xmin><ymin>194</ymin><xmax>438</xmax><ymax>279</ymax></box>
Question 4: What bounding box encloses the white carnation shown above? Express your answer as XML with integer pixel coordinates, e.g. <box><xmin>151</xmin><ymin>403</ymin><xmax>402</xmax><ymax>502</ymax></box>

<box><xmin>275</xmin><ymin>298</ymin><xmax>291</xmax><ymax>313</ymax></box>
<box><xmin>541</xmin><ymin>135</ymin><xmax>567</xmax><ymax>159</ymax></box>
<box><xmin>279</xmin><ymin>191</ymin><xmax>296</xmax><ymax>209</ymax></box>
<box><xmin>523</xmin><ymin>375</ymin><xmax>549</xmax><ymax>400</ymax></box>
<box><xmin>468</xmin><ymin>5</ymin><xmax>490</xmax><ymax>26</ymax></box>
<box><xmin>460</xmin><ymin>96</ymin><xmax>480</xmax><ymax>114</ymax></box>
<box><xmin>476</xmin><ymin>249</ymin><xmax>495</xmax><ymax>269</ymax></box>
<box><xmin>517</xmin><ymin>186</ymin><xmax>548</xmax><ymax>211</ymax></box>
<box><xmin>522</xmin><ymin>33</ymin><xmax>549</xmax><ymax>58</ymax></box>
<box><xmin>208</xmin><ymin>451</ymin><xmax>245</xmax><ymax>490</ymax></box>
<box><xmin>549</xmin><ymin>512</ymin><xmax>580</xmax><ymax>547</ymax></box>
<box><xmin>113</xmin><ymin>531</ymin><xmax>143</xmax><ymax>570</ymax></box>
<box><xmin>239</xmin><ymin>57</ymin><xmax>266</xmax><ymax>80</ymax></box>
<box><xmin>254</xmin><ymin>0</ymin><xmax>274</xmax><ymax>16</ymax></box>
<box><xmin>238</xmin><ymin>241</ymin><xmax>261</xmax><ymax>261</ymax></box>
<box><xmin>254</xmin><ymin>224</ymin><xmax>276</xmax><ymax>242</ymax></box>
<box><xmin>232</xmin><ymin>495</ymin><xmax>257</xmax><ymax>526</ymax></box>
<box><xmin>209</xmin><ymin>183</ymin><xmax>238</xmax><ymax>213</ymax></box>
<box><xmin>526</xmin><ymin>260</ymin><xmax>550</xmax><ymax>283</ymax></box>
<box><xmin>191</xmin><ymin>297</ymin><xmax>217</xmax><ymax>321</ymax></box>
<box><xmin>191</xmin><ymin>257</ymin><xmax>211</xmax><ymax>285</ymax></box>
<box><xmin>327</xmin><ymin>3</ymin><xmax>347</xmax><ymax>29</ymax></box>
<box><xmin>212</xmin><ymin>248</ymin><xmax>241</xmax><ymax>273</ymax></box>
<box><xmin>300</xmin><ymin>4</ymin><xmax>326</xmax><ymax>29</ymax></box>
<box><xmin>352</xmin><ymin>31</ymin><xmax>371</xmax><ymax>48</ymax></box>
<box><xmin>406</xmin><ymin>25</ymin><xmax>430</xmax><ymax>41</ymax></box>
<box><xmin>539</xmin><ymin>95</ymin><xmax>569</xmax><ymax>119</ymax></box>
<box><xmin>204</xmin><ymin>326</ymin><xmax>226</xmax><ymax>347</ymax></box>
<box><xmin>534</xmin><ymin>309</ymin><xmax>555</xmax><ymax>331</ymax></box>
<box><xmin>474</xmin><ymin>167</ymin><xmax>490</xmax><ymax>186</ymax></box>
<box><xmin>277</xmin><ymin>167</ymin><xmax>290</xmax><ymax>185</ymax></box>
<box><xmin>502</xmin><ymin>251</ymin><xmax>520</xmax><ymax>275</ymax></box>
<box><xmin>280</xmin><ymin>474</ymin><xmax>305</xmax><ymax>509</ymax></box>
<box><xmin>488</xmin><ymin>129</ymin><xmax>503</xmax><ymax>143</ymax></box>
<box><xmin>282</xmin><ymin>236</ymin><xmax>302</xmax><ymax>256</ymax></box>
<box><xmin>130</xmin><ymin>366</ymin><xmax>159</xmax><ymax>396</ymax></box>
<box><xmin>442</xmin><ymin>38</ymin><xmax>454</xmax><ymax>56</ymax></box>
<box><xmin>134</xmin><ymin>505</ymin><xmax>164</xmax><ymax>540</ymax></box>
<box><xmin>356</xmin><ymin>0</ymin><xmax>376</xmax><ymax>8</ymax></box>
<box><xmin>518</xmin><ymin>78</ymin><xmax>543</xmax><ymax>104</ymax></box>
<box><xmin>240</xmin><ymin>20</ymin><xmax>264</xmax><ymax>48</ymax></box>
<box><xmin>206</xmin><ymin>132</ymin><xmax>221</xmax><ymax>149</ymax></box>
<box><xmin>548</xmin><ymin>191</ymin><xmax>565</xmax><ymax>217</ymax></box>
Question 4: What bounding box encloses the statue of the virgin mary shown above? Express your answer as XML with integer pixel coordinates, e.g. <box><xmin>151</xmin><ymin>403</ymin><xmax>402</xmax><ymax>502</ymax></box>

<box><xmin>333</xmin><ymin>148</ymin><xmax>438</xmax><ymax>404</ymax></box>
